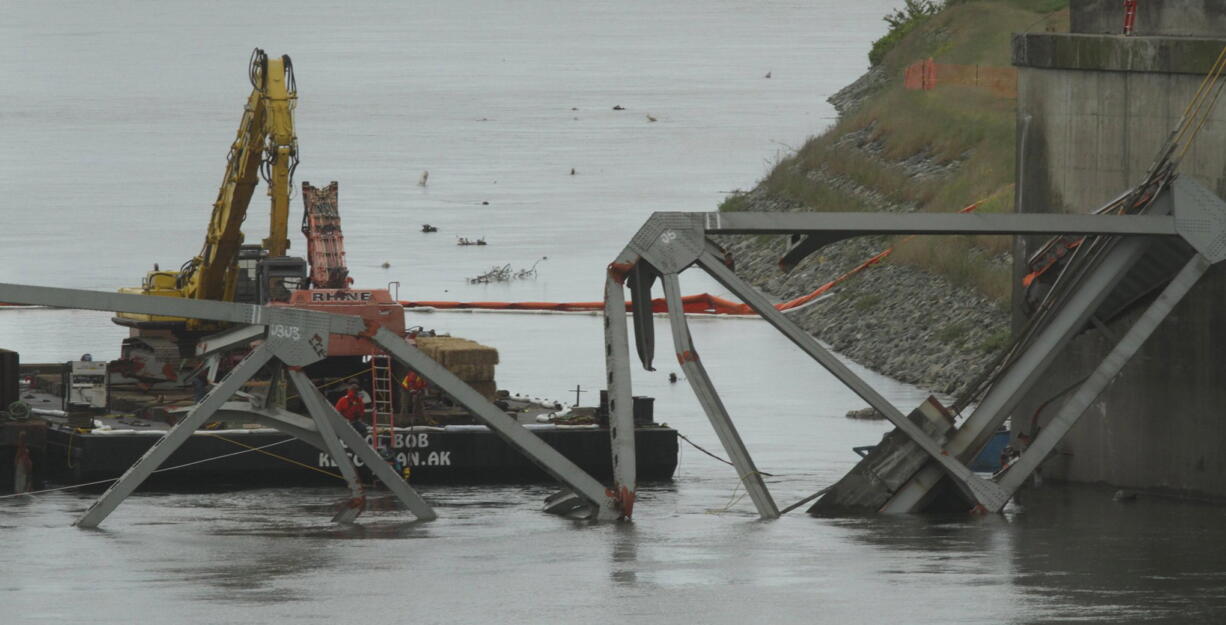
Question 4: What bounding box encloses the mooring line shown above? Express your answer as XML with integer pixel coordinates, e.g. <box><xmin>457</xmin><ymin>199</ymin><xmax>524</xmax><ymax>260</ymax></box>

<box><xmin>0</xmin><ymin>436</ymin><xmax>308</xmax><ymax>500</ymax></box>
<box><xmin>676</xmin><ymin>431</ymin><xmax>774</xmax><ymax>477</ymax></box>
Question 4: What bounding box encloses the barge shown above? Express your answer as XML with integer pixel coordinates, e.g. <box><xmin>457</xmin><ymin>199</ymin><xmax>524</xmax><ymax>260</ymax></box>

<box><xmin>15</xmin><ymin>364</ymin><xmax>677</xmax><ymax>491</ymax></box>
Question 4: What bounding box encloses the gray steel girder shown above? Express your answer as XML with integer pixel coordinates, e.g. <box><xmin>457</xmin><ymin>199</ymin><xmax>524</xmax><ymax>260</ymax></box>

<box><xmin>695</xmin><ymin>250</ymin><xmax>1010</xmax><ymax>512</ymax></box>
<box><xmin>660</xmin><ymin>272</ymin><xmax>779</xmax><ymax>518</ymax></box>
<box><xmin>992</xmin><ymin>253</ymin><xmax>1213</xmax><ymax>506</ymax></box>
<box><xmin>604</xmin><ymin>270</ymin><xmax>638</xmax><ymax>514</ymax></box>
<box><xmin>368</xmin><ymin>327</ymin><xmax>623</xmax><ymax>520</ymax></box>
<box><xmin>288</xmin><ymin>369</ymin><xmax>434</xmax><ymax>522</ymax></box>
<box><xmin>881</xmin><ymin>236</ymin><xmax>1154</xmax><ymax>513</ymax></box>
<box><xmin>704</xmin><ymin>211</ymin><xmax>1178</xmax><ymax>237</ymax></box>
<box><xmin>76</xmin><ymin>343</ymin><xmax>276</xmax><ymax>528</ymax></box>
<box><xmin>0</xmin><ymin>282</ymin><xmax>624</xmax><ymax>524</ymax></box>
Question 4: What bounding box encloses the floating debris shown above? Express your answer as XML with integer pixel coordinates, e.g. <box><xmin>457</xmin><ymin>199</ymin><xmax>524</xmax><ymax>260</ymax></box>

<box><xmin>457</xmin><ymin>237</ymin><xmax>487</xmax><ymax>246</ymax></box>
<box><xmin>381</xmin><ymin>261</ymin><xmax>391</xmax><ymax>268</ymax></box>
<box><xmin>845</xmin><ymin>406</ymin><xmax>884</xmax><ymax>420</ymax></box>
<box><xmin>612</xmin><ymin>105</ymin><xmax>625</xmax><ymax>111</ymax></box>
<box><xmin>764</xmin><ymin>71</ymin><xmax>772</xmax><ymax>79</ymax></box>
<box><xmin>646</xmin><ymin>113</ymin><xmax>657</xmax><ymax>122</ymax></box>
<box><xmin>467</xmin><ymin>257</ymin><xmax>546</xmax><ymax>284</ymax></box>
<box><xmin>418</xmin><ymin>170</ymin><xmax>429</xmax><ymax>186</ymax></box>
<box><xmin>421</xmin><ymin>224</ymin><xmax>438</xmax><ymax>233</ymax></box>
<box><xmin>570</xmin><ymin>168</ymin><xmax>576</xmax><ymax>175</ymax></box>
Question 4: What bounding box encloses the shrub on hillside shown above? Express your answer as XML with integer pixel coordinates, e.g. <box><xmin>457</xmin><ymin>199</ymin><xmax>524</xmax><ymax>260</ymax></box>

<box><xmin>869</xmin><ymin>0</ymin><xmax>942</xmax><ymax>66</ymax></box>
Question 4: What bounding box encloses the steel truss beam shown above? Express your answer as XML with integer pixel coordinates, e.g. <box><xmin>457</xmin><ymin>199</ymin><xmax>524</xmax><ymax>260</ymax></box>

<box><xmin>0</xmin><ymin>281</ymin><xmax>626</xmax><ymax>525</ymax></box>
<box><xmin>992</xmin><ymin>253</ymin><xmax>1211</xmax><ymax>504</ymax></box>
<box><xmin>605</xmin><ymin>177</ymin><xmax>1225</xmax><ymax>516</ymax></box>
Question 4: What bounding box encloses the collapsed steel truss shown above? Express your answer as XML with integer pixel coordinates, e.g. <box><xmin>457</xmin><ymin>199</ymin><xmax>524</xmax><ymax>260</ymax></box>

<box><xmin>4</xmin><ymin>176</ymin><xmax>1223</xmax><ymax>526</ymax></box>
<box><xmin>0</xmin><ymin>284</ymin><xmax>633</xmax><ymax>527</ymax></box>
<box><xmin>603</xmin><ymin>176</ymin><xmax>1226</xmax><ymax>518</ymax></box>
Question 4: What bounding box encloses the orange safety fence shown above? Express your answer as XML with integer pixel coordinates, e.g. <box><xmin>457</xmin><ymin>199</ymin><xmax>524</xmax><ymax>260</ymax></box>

<box><xmin>903</xmin><ymin>58</ymin><xmax>1017</xmax><ymax>99</ymax></box>
<box><xmin>402</xmin><ymin>201</ymin><xmax>983</xmax><ymax>316</ymax></box>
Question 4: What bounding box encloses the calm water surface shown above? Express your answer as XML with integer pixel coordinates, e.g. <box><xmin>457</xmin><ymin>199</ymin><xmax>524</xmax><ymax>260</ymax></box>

<box><xmin>2</xmin><ymin>2</ymin><xmax>1225</xmax><ymax>623</ymax></box>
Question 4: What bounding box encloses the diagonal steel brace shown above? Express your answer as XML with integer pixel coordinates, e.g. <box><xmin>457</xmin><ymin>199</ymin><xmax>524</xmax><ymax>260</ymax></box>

<box><xmin>76</xmin><ymin>343</ymin><xmax>276</xmax><ymax>528</ymax></box>
<box><xmin>695</xmin><ymin>249</ymin><xmax>1010</xmax><ymax>512</ymax></box>
<box><xmin>660</xmin><ymin>272</ymin><xmax>780</xmax><ymax>518</ymax></box>
<box><xmin>288</xmin><ymin>369</ymin><xmax>436</xmax><ymax>522</ymax></box>
<box><xmin>368</xmin><ymin>327</ymin><xmax>624</xmax><ymax>520</ymax></box>
<box><xmin>990</xmin><ymin>253</ymin><xmax>1213</xmax><ymax>509</ymax></box>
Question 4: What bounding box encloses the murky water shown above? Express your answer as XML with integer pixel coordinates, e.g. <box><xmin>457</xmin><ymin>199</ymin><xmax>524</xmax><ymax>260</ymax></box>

<box><xmin>3</xmin><ymin>1</ymin><xmax>1226</xmax><ymax>623</ymax></box>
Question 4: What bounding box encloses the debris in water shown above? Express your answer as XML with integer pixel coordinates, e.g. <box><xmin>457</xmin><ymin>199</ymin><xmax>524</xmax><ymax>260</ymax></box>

<box><xmin>418</xmin><ymin>170</ymin><xmax>429</xmax><ymax>186</ymax></box>
<box><xmin>381</xmin><ymin>261</ymin><xmax>391</xmax><ymax>268</ymax></box>
<box><xmin>570</xmin><ymin>168</ymin><xmax>576</xmax><ymax>175</ymax></box>
<box><xmin>612</xmin><ymin>105</ymin><xmax>625</xmax><ymax>111</ymax></box>
<box><xmin>845</xmin><ymin>406</ymin><xmax>884</xmax><ymax>420</ymax></box>
<box><xmin>457</xmin><ymin>237</ymin><xmax>487</xmax><ymax>246</ymax></box>
<box><xmin>467</xmin><ymin>257</ymin><xmax>546</xmax><ymax>284</ymax></box>
<box><xmin>646</xmin><ymin>114</ymin><xmax>657</xmax><ymax>122</ymax></box>
<box><xmin>421</xmin><ymin>224</ymin><xmax>438</xmax><ymax>233</ymax></box>
<box><xmin>765</xmin><ymin>71</ymin><xmax>772</xmax><ymax>78</ymax></box>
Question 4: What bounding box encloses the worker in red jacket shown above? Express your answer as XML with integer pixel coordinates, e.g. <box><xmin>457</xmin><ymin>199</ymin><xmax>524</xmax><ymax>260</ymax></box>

<box><xmin>335</xmin><ymin>384</ymin><xmax>367</xmax><ymax>434</ymax></box>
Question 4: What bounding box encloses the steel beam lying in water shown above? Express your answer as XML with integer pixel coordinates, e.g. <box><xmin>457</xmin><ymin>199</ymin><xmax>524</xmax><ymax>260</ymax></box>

<box><xmin>0</xmin><ymin>283</ymin><xmax>630</xmax><ymax>526</ymax></box>
<box><xmin>605</xmin><ymin>176</ymin><xmax>1226</xmax><ymax>516</ymax></box>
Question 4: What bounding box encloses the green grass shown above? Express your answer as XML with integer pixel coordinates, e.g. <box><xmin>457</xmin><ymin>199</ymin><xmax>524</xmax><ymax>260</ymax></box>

<box><xmin>724</xmin><ymin>0</ymin><xmax>1069</xmax><ymax>303</ymax></box>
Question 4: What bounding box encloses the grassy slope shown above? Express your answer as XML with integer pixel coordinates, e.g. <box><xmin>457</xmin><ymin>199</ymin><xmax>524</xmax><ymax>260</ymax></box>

<box><xmin>723</xmin><ymin>0</ymin><xmax>1068</xmax><ymax>302</ymax></box>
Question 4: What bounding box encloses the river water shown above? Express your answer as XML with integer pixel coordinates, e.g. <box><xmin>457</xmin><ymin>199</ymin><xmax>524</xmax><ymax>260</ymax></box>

<box><xmin>3</xmin><ymin>2</ymin><xmax>1226</xmax><ymax>623</ymax></box>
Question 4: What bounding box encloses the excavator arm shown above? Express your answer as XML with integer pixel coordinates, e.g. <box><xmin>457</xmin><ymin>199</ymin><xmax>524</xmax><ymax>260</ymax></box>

<box><xmin>187</xmin><ymin>48</ymin><xmax>298</xmax><ymax>304</ymax></box>
<box><xmin>120</xmin><ymin>48</ymin><xmax>298</xmax><ymax>332</ymax></box>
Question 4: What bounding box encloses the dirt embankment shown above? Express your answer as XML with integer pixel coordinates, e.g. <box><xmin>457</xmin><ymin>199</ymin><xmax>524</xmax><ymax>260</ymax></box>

<box><xmin>717</xmin><ymin>1</ymin><xmax>1068</xmax><ymax>396</ymax></box>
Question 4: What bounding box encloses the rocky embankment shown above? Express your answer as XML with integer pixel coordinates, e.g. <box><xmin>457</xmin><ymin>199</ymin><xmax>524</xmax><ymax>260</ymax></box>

<box><xmin>718</xmin><ymin>76</ymin><xmax>1011</xmax><ymax>399</ymax></box>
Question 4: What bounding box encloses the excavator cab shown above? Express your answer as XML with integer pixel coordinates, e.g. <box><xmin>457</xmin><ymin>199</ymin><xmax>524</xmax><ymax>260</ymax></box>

<box><xmin>256</xmin><ymin>256</ymin><xmax>307</xmax><ymax>304</ymax></box>
<box><xmin>233</xmin><ymin>245</ymin><xmax>307</xmax><ymax>305</ymax></box>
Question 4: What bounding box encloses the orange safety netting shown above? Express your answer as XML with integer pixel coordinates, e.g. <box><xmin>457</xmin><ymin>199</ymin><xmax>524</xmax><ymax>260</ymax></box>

<box><xmin>401</xmin><ymin>202</ymin><xmax>982</xmax><ymax>316</ymax></box>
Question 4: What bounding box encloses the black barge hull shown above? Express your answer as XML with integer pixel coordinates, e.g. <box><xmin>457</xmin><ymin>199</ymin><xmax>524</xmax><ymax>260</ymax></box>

<box><xmin>45</xmin><ymin>425</ymin><xmax>678</xmax><ymax>488</ymax></box>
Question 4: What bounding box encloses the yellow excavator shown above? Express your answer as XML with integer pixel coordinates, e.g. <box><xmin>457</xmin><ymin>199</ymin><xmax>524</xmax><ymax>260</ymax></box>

<box><xmin>113</xmin><ymin>49</ymin><xmax>405</xmax><ymax>384</ymax></box>
<box><xmin>113</xmin><ymin>48</ymin><xmax>304</xmax><ymax>379</ymax></box>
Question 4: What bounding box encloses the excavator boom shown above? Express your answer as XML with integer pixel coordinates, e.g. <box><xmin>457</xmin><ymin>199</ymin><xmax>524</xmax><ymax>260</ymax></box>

<box><xmin>118</xmin><ymin>48</ymin><xmax>298</xmax><ymax>332</ymax></box>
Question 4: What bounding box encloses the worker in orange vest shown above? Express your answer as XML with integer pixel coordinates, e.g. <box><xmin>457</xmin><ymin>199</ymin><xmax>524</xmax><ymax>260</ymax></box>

<box><xmin>335</xmin><ymin>384</ymin><xmax>367</xmax><ymax>434</ymax></box>
<box><xmin>400</xmin><ymin>370</ymin><xmax>428</xmax><ymax>421</ymax></box>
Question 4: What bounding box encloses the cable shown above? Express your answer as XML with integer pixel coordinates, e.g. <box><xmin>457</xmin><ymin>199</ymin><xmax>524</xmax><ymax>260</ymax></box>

<box><xmin>677</xmin><ymin>431</ymin><xmax>774</xmax><ymax>477</ymax></box>
<box><xmin>0</xmin><ymin>436</ymin><xmax>303</xmax><ymax>500</ymax></box>
<box><xmin>211</xmin><ymin>434</ymin><xmax>343</xmax><ymax>480</ymax></box>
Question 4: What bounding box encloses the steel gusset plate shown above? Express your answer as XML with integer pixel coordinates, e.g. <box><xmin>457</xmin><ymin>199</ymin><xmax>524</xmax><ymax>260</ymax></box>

<box><xmin>627</xmin><ymin>260</ymin><xmax>660</xmax><ymax>371</ymax></box>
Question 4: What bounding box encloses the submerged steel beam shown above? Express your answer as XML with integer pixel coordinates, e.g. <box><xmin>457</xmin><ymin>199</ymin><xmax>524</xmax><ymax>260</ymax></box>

<box><xmin>993</xmin><ymin>253</ymin><xmax>1212</xmax><ymax>505</ymax></box>
<box><xmin>288</xmin><ymin>369</ymin><xmax>434</xmax><ymax>522</ymax></box>
<box><xmin>368</xmin><ymin>327</ymin><xmax>623</xmax><ymax>520</ymax></box>
<box><xmin>661</xmin><ymin>273</ymin><xmax>779</xmax><ymax>518</ymax></box>
<box><xmin>881</xmin><ymin>236</ymin><xmax>1155</xmax><ymax>513</ymax></box>
<box><xmin>76</xmin><ymin>343</ymin><xmax>275</xmax><ymax>528</ymax></box>
<box><xmin>696</xmin><ymin>250</ymin><xmax>1010</xmax><ymax>512</ymax></box>
<box><xmin>604</xmin><ymin>267</ymin><xmax>638</xmax><ymax>517</ymax></box>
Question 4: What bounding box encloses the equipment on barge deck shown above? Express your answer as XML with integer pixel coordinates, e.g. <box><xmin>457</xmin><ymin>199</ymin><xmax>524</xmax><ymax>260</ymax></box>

<box><xmin>110</xmin><ymin>49</ymin><xmax>405</xmax><ymax>383</ymax></box>
<box><xmin>115</xmin><ymin>48</ymin><xmax>299</xmax><ymax>336</ymax></box>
